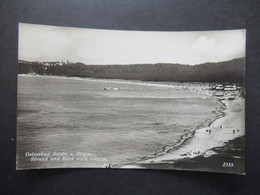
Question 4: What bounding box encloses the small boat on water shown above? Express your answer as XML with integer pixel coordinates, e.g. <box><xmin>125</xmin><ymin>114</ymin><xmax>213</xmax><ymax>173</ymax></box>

<box><xmin>104</xmin><ymin>87</ymin><xmax>119</xmax><ymax>91</ymax></box>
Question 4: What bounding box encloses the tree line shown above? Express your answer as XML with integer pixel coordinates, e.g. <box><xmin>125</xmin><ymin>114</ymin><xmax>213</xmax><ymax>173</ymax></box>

<box><xmin>18</xmin><ymin>58</ymin><xmax>245</xmax><ymax>83</ymax></box>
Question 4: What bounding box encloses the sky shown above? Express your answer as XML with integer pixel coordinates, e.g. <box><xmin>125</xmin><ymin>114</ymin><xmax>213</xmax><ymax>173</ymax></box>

<box><xmin>18</xmin><ymin>23</ymin><xmax>246</xmax><ymax>65</ymax></box>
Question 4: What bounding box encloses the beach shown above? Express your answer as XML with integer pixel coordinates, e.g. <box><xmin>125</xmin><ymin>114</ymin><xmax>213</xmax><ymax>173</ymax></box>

<box><xmin>121</xmin><ymin>92</ymin><xmax>245</xmax><ymax>174</ymax></box>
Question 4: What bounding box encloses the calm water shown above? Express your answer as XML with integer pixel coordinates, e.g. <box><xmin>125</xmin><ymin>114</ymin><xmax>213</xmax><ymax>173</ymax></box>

<box><xmin>17</xmin><ymin>75</ymin><xmax>219</xmax><ymax>169</ymax></box>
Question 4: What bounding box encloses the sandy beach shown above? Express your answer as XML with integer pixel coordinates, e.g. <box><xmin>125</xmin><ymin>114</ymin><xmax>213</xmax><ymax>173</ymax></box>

<box><xmin>121</xmin><ymin>94</ymin><xmax>245</xmax><ymax>173</ymax></box>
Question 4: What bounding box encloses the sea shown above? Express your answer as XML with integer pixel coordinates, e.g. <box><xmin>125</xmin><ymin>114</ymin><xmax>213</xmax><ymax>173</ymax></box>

<box><xmin>17</xmin><ymin>75</ymin><xmax>220</xmax><ymax>169</ymax></box>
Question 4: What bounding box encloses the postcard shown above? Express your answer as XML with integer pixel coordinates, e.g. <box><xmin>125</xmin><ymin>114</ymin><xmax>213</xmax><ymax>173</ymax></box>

<box><xmin>17</xmin><ymin>23</ymin><xmax>245</xmax><ymax>174</ymax></box>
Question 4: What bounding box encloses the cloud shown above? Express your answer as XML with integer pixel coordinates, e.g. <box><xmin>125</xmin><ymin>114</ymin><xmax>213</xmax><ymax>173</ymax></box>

<box><xmin>191</xmin><ymin>36</ymin><xmax>216</xmax><ymax>52</ymax></box>
<box><xmin>19</xmin><ymin>23</ymin><xmax>245</xmax><ymax>65</ymax></box>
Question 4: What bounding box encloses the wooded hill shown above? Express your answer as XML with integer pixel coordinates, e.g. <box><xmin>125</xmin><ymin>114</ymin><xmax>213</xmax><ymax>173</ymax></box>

<box><xmin>18</xmin><ymin>58</ymin><xmax>245</xmax><ymax>83</ymax></box>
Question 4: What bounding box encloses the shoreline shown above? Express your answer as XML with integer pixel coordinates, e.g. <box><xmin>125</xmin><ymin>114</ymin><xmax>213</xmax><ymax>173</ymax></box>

<box><xmin>18</xmin><ymin>74</ymin><xmax>245</xmax><ymax>173</ymax></box>
<box><xmin>121</xmin><ymin>105</ymin><xmax>224</xmax><ymax>167</ymax></box>
<box><xmin>121</xmin><ymin>93</ymin><xmax>245</xmax><ymax>172</ymax></box>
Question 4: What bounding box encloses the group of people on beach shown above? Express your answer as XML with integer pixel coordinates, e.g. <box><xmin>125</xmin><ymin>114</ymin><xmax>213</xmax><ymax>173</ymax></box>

<box><xmin>186</xmin><ymin>125</ymin><xmax>241</xmax><ymax>158</ymax></box>
<box><xmin>205</xmin><ymin>124</ymin><xmax>240</xmax><ymax>135</ymax></box>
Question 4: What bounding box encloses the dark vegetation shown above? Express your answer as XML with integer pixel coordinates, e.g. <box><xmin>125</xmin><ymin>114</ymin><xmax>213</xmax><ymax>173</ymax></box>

<box><xmin>18</xmin><ymin>58</ymin><xmax>245</xmax><ymax>83</ymax></box>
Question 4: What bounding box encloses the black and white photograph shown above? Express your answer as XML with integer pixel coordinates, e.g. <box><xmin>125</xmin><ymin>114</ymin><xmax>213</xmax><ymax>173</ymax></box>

<box><xmin>17</xmin><ymin>23</ymin><xmax>245</xmax><ymax>174</ymax></box>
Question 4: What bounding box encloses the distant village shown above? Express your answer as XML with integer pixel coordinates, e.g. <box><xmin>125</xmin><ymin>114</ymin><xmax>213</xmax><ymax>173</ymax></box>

<box><xmin>18</xmin><ymin>59</ymin><xmax>73</xmax><ymax>66</ymax></box>
<box><xmin>212</xmin><ymin>83</ymin><xmax>244</xmax><ymax>98</ymax></box>
<box><xmin>168</xmin><ymin>82</ymin><xmax>244</xmax><ymax>99</ymax></box>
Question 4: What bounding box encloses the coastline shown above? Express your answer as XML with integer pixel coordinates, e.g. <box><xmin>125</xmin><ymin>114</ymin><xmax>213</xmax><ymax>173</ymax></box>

<box><xmin>18</xmin><ymin>74</ymin><xmax>245</xmax><ymax>173</ymax></box>
<box><xmin>121</xmin><ymin>103</ymin><xmax>224</xmax><ymax>166</ymax></box>
<box><xmin>121</xmin><ymin>93</ymin><xmax>245</xmax><ymax>173</ymax></box>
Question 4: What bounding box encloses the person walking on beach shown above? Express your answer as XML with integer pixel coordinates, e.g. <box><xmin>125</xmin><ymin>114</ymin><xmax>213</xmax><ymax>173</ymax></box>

<box><xmin>233</xmin><ymin>130</ymin><xmax>235</xmax><ymax>134</ymax></box>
